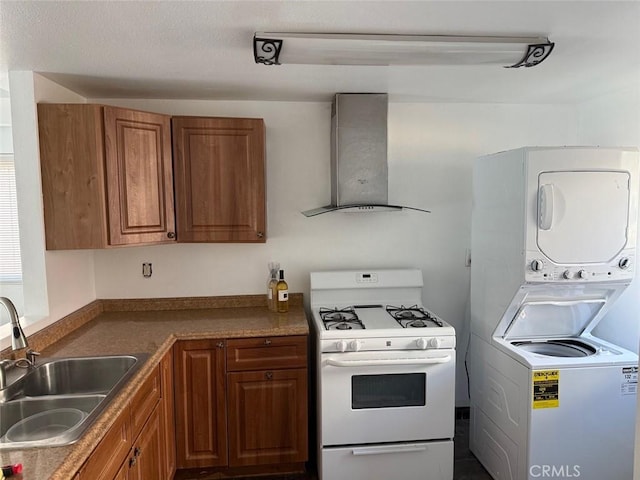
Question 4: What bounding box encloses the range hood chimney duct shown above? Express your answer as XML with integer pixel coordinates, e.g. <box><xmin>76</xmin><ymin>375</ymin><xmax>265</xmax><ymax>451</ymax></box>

<box><xmin>302</xmin><ymin>93</ymin><xmax>430</xmax><ymax>217</ymax></box>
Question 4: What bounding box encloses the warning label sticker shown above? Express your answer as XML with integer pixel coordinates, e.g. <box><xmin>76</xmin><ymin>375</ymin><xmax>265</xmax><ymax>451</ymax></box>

<box><xmin>533</xmin><ymin>370</ymin><xmax>559</xmax><ymax>409</ymax></box>
<box><xmin>621</xmin><ymin>366</ymin><xmax>638</xmax><ymax>396</ymax></box>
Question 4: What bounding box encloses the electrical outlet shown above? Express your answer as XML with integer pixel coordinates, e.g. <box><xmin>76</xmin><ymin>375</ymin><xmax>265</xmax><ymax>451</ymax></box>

<box><xmin>465</xmin><ymin>249</ymin><xmax>471</xmax><ymax>267</ymax></box>
<box><xmin>142</xmin><ymin>263</ymin><xmax>152</xmax><ymax>278</ymax></box>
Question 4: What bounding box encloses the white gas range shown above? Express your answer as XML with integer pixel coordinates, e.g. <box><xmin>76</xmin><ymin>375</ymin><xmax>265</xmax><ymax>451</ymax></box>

<box><xmin>310</xmin><ymin>269</ymin><xmax>456</xmax><ymax>480</ymax></box>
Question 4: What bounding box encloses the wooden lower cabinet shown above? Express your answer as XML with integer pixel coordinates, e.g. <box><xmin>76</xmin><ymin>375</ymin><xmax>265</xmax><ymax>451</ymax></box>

<box><xmin>227</xmin><ymin>368</ymin><xmax>308</xmax><ymax>466</ymax></box>
<box><xmin>129</xmin><ymin>405</ymin><xmax>164</xmax><ymax>480</ymax></box>
<box><xmin>77</xmin><ymin>408</ymin><xmax>131</xmax><ymax>480</ymax></box>
<box><xmin>173</xmin><ymin>335</ymin><xmax>308</xmax><ymax>473</ymax></box>
<box><xmin>160</xmin><ymin>349</ymin><xmax>177</xmax><ymax>478</ymax></box>
<box><xmin>173</xmin><ymin>339</ymin><xmax>228</xmax><ymax>468</ymax></box>
<box><xmin>77</xmin><ymin>365</ymin><xmax>166</xmax><ymax>480</ymax></box>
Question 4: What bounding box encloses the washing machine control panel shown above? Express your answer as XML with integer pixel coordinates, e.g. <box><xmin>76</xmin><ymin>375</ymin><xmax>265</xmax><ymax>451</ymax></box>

<box><xmin>525</xmin><ymin>250</ymin><xmax>635</xmax><ymax>283</ymax></box>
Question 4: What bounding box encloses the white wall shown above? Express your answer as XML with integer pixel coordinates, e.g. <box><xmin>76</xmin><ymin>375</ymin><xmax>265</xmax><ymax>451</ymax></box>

<box><xmin>91</xmin><ymin>97</ymin><xmax>577</xmax><ymax>405</ymax></box>
<box><xmin>576</xmin><ymin>85</ymin><xmax>640</xmax><ymax>480</ymax></box>
<box><xmin>0</xmin><ymin>72</ymin><xmax>97</xmax><ymax>349</ymax></box>
<box><xmin>577</xmin><ymin>86</ymin><xmax>640</xmax><ymax>353</ymax></box>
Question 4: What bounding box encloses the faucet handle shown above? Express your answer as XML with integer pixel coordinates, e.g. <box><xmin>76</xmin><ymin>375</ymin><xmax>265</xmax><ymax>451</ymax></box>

<box><xmin>26</xmin><ymin>349</ymin><xmax>40</xmax><ymax>365</ymax></box>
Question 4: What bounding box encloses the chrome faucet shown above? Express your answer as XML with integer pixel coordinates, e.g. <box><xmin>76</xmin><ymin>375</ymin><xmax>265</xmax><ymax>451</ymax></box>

<box><xmin>0</xmin><ymin>297</ymin><xmax>39</xmax><ymax>389</ymax></box>
<box><xmin>0</xmin><ymin>297</ymin><xmax>28</xmax><ymax>350</ymax></box>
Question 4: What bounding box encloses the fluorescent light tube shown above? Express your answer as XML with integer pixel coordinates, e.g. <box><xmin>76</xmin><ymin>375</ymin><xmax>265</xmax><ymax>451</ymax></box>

<box><xmin>254</xmin><ymin>33</ymin><xmax>554</xmax><ymax>68</ymax></box>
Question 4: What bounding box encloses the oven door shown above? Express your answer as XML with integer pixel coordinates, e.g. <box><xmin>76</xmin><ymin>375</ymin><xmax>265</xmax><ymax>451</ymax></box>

<box><xmin>320</xmin><ymin>349</ymin><xmax>455</xmax><ymax>446</ymax></box>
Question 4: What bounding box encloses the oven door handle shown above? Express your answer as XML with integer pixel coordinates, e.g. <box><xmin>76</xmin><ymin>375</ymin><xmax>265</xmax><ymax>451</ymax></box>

<box><xmin>325</xmin><ymin>355</ymin><xmax>452</xmax><ymax>367</ymax></box>
<box><xmin>351</xmin><ymin>444</ymin><xmax>428</xmax><ymax>456</ymax></box>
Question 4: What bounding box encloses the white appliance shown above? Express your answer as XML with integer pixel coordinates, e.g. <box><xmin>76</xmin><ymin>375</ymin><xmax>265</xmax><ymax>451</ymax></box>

<box><xmin>310</xmin><ymin>269</ymin><xmax>456</xmax><ymax>480</ymax></box>
<box><xmin>469</xmin><ymin>146</ymin><xmax>640</xmax><ymax>480</ymax></box>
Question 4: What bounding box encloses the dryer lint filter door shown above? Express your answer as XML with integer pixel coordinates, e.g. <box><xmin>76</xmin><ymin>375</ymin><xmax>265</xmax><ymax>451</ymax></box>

<box><xmin>536</xmin><ymin>171</ymin><xmax>630</xmax><ymax>264</ymax></box>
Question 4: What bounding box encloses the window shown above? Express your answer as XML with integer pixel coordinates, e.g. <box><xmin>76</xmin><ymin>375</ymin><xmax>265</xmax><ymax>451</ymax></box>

<box><xmin>0</xmin><ymin>80</ymin><xmax>23</xmax><ymax>325</ymax></box>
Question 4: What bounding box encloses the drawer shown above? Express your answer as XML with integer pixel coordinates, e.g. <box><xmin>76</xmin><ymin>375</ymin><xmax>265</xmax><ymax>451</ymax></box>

<box><xmin>226</xmin><ymin>336</ymin><xmax>307</xmax><ymax>371</ymax></box>
<box><xmin>78</xmin><ymin>409</ymin><xmax>131</xmax><ymax>480</ymax></box>
<box><xmin>130</xmin><ymin>365</ymin><xmax>161</xmax><ymax>440</ymax></box>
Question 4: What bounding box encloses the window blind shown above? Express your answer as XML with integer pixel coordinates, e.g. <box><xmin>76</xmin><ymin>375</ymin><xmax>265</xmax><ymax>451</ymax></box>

<box><xmin>0</xmin><ymin>154</ymin><xmax>22</xmax><ymax>282</ymax></box>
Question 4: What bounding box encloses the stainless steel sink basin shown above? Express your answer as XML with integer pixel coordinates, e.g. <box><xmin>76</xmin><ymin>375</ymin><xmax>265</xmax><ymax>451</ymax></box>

<box><xmin>0</xmin><ymin>353</ymin><xmax>148</xmax><ymax>449</ymax></box>
<box><xmin>23</xmin><ymin>355</ymin><xmax>139</xmax><ymax>396</ymax></box>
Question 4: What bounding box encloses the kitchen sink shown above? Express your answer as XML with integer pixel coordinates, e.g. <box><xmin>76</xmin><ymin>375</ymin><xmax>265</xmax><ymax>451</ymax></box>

<box><xmin>0</xmin><ymin>354</ymin><xmax>148</xmax><ymax>449</ymax></box>
<box><xmin>22</xmin><ymin>355</ymin><xmax>139</xmax><ymax>397</ymax></box>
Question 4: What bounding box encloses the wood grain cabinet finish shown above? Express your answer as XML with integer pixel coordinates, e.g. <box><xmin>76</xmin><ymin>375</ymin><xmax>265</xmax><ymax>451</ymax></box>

<box><xmin>77</xmin><ymin>407</ymin><xmax>132</xmax><ymax>480</ymax></box>
<box><xmin>173</xmin><ymin>339</ymin><xmax>228</xmax><ymax>468</ymax></box>
<box><xmin>160</xmin><ymin>349</ymin><xmax>177</xmax><ymax>479</ymax></box>
<box><xmin>173</xmin><ymin>336</ymin><xmax>308</xmax><ymax>471</ymax></box>
<box><xmin>172</xmin><ymin>116</ymin><xmax>266</xmax><ymax>243</ymax></box>
<box><xmin>226</xmin><ymin>336</ymin><xmax>308</xmax><ymax>467</ymax></box>
<box><xmin>227</xmin><ymin>368</ymin><xmax>308</xmax><ymax>466</ymax></box>
<box><xmin>37</xmin><ymin>103</ymin><xmax>176</xmax><ymax>249</ymax></box>
<box><xmin>127</xmin><ymin>405</ymin><xmax>164</xmax><ymax>480</ymax></box>
<box><xmin>77</xmin><ymin>364</ymin><xmax>171</xmax><ymax>480</ymax></box>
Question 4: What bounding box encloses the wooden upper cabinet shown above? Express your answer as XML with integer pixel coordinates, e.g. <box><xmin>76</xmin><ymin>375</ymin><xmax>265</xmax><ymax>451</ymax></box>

<box><xmin>103</xmin><ymin>106</ymin><xmax>176</xmax><ymax>246</ymax></box>
<box><xmin>37</xmin><ymin>103</ymin><xmax>176</xmax><ymax>249</ymax></box>
<box><xmin>172</xmin><ymin>116</ymin><xmax>266</xmax><ymax>243</ymax></box>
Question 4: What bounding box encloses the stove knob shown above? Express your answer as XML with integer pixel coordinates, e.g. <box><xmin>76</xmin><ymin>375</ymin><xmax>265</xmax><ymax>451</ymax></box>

<box><xmin>336</xmin><ymin>340</ymin><xmax>348</xmax><ymax>352</ymax></box>
<box><xmin>578</xmin><ymin>269</ymin><xmax>588</xmax><ymax>279</ymax></box>
<box><xmin>416</xmin><ymin>338</ymin><xmax>428</xmax><ymax>350</ymax></box>
<box><xmin>562</xmin><ymin>270</ymin><xmax>572</xmax><ymax>279</ymax></box>
<box><xmin>349</xmin><ymin>340</ymin><xmax>363</xmax><ymax>352</ymax></box>
<box><xmin>429</xmin><ymin>337</ymin><xmax>442</xmax><ymax>348</ymax></box>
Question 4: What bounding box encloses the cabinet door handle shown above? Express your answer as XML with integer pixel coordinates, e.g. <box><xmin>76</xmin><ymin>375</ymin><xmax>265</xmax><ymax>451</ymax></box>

<box><xmin>257</xmin><ymin>232</ymin><xmax>264</xmax><ymax>238</ymax></box>
<box><xmin>167</xmin><ymin>231</ymin><xmax>176</xmax><ymax>239</ymax></box>
<box><xmin>129</xmin><ymin>456</ymin><xmax>137</xmax><ymax>468</ymax></box>
<box><xmin>134</xmin><ymin>446</ymin><xmax>141</xmax><ymax>457</ymax></box>
<box><xmin>264</xmin><ymin>339</ymin><xmax>272</xmax><ymax>346</ymax></box>
<box><xmin>216</xmin><ymin>341</ymin><xmax>224</xmax><ymax>349</ymax></box>
<box><xmin>265</xmin><ymin>371</ymin><xmax>273</xmax><ymax>380</ymax></box>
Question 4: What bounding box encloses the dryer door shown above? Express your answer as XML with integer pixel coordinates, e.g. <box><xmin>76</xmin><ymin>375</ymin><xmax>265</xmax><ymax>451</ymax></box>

<box><xmin>537</xmin><ymin>170</ymin><xmax>630</xmax><ymax>264</ymax></box>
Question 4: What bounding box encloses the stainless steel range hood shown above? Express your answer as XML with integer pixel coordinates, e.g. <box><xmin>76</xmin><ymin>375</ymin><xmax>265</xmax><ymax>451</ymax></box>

<box><xmin>302</xmin><ymin>93</ymin><xmax>430</xmax><ymax>217</ymax></box>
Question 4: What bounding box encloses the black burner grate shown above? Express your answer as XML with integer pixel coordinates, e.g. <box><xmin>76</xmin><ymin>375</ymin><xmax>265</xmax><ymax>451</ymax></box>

<box><xmin>386</xmin><ymin>305</ymin><xmax>443</xmax><ymax>328</ymax></box>
<box><xmin>319</xmin><ymin>307</ymin><xmax>365</xmax><ymax>330</ymax></box>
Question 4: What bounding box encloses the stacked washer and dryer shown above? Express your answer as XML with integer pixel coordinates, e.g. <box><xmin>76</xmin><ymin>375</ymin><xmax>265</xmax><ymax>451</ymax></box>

<box><xmin>469</xmin><ymin>147</ymin><xmax>639</xmax><ymax>480</ymax></box>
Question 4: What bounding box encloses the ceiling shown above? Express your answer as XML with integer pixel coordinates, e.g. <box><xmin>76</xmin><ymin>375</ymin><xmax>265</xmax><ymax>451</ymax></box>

<box><xmin>1</xmin><ymin>1</ymin><xmax>639</xmax><ymax>104</ymax></box>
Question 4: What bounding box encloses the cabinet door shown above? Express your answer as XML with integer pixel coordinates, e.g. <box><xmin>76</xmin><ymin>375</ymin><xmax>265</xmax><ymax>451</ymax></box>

<box><xmin>227</xmin><ymin>368</ymin><xmax>308</xmax><ymax>466</ymax></box>
<box><xmin>38</xmin><ymin>103</ymin><xmax>109</xmax><ymax>250</ymax></box>
<box><xmin>160</xmin><ymin>349</ymin><xmax>176</xmax><ymax>479</ymax></box>
<box><xmin>174</xmin><ymin>339</ymin><xmax>228</xmax><ymax>468</ymax></box>
<box><xmin>103</xmin><ymin>106</ymin><xmax>176</xmax><ymax>245</ymax></box>
<box><xmin>130</xmin><ymin>406</ymin><xmax>164</xmax><ymax>480</ymax></box>
<box><xmin>172</xmin><ymin>116</ymin><xmax>266</xmax><ymax>243</ymax></box>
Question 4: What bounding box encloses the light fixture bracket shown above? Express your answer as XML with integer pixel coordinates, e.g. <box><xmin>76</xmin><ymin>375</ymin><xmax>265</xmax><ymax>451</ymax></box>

<box><xmin>506</xmin><ymin>42</ymin><xmax>555</xmax><ymax>68</ymax></box>
<box><xmin>254</xmin><ymin>37</ymin><xmax>283</xmax><ymax>65</ymax></box>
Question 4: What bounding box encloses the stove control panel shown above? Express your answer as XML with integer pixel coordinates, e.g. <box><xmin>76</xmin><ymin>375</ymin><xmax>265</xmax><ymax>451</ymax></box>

<box><xmin>324</xmin><ymin>336</ymin><xmax>455</xmax><ymax>353</ymax></box>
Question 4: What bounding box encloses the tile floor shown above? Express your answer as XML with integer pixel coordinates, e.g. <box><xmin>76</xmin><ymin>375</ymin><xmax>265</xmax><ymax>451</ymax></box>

<box><xmin>176</xmin><ymin>415</ymin><xmax>492</xmax><ymax>480</ymax></box>
<box><xmin>453</xmin><ymin>415</ymin><xmax>493</xmax><ymax>480</ymax></box>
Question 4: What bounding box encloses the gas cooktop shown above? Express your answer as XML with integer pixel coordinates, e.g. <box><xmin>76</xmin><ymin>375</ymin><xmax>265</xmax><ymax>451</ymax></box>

<box><xmin>310</xmin><ymin>269</ymin><xmax>456</xmax><ymax>350</ymax></box>
<box><xmin>319</xmin><ymin>305</ymin><xmax>444</xmax><ymax>331</ymax></box>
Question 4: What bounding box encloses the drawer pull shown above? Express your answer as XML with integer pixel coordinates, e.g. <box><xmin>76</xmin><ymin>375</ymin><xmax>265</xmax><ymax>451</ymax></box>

<box><xmin>264</xmin><ymin>339</ymin><xmax>272</xmax><ymax>346</ymax></box>
<box><xmin>266</xmin><ymin>371</ymin><xmax>273</xmax><ymax>380</ymax></box>
<box><xmin>129</xmin><ymin>456</ymin><xmax>137</xmax><ymax>468</ymax></box>
<box><xmin>217</xmin><ymin>341</ymin><xmax>224</xmax><ymax>349</ymax></box>
<box><xmin>134</xmin><ymin>447</ymin><xmax>141</xmax><ymax>457</ymax></box>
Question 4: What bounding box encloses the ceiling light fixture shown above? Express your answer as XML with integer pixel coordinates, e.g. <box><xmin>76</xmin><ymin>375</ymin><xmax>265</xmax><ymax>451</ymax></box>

<box><xmin>253</xmin><ymin>32</ymin><xmax>554</xmax><ymax>68</ymax></box>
